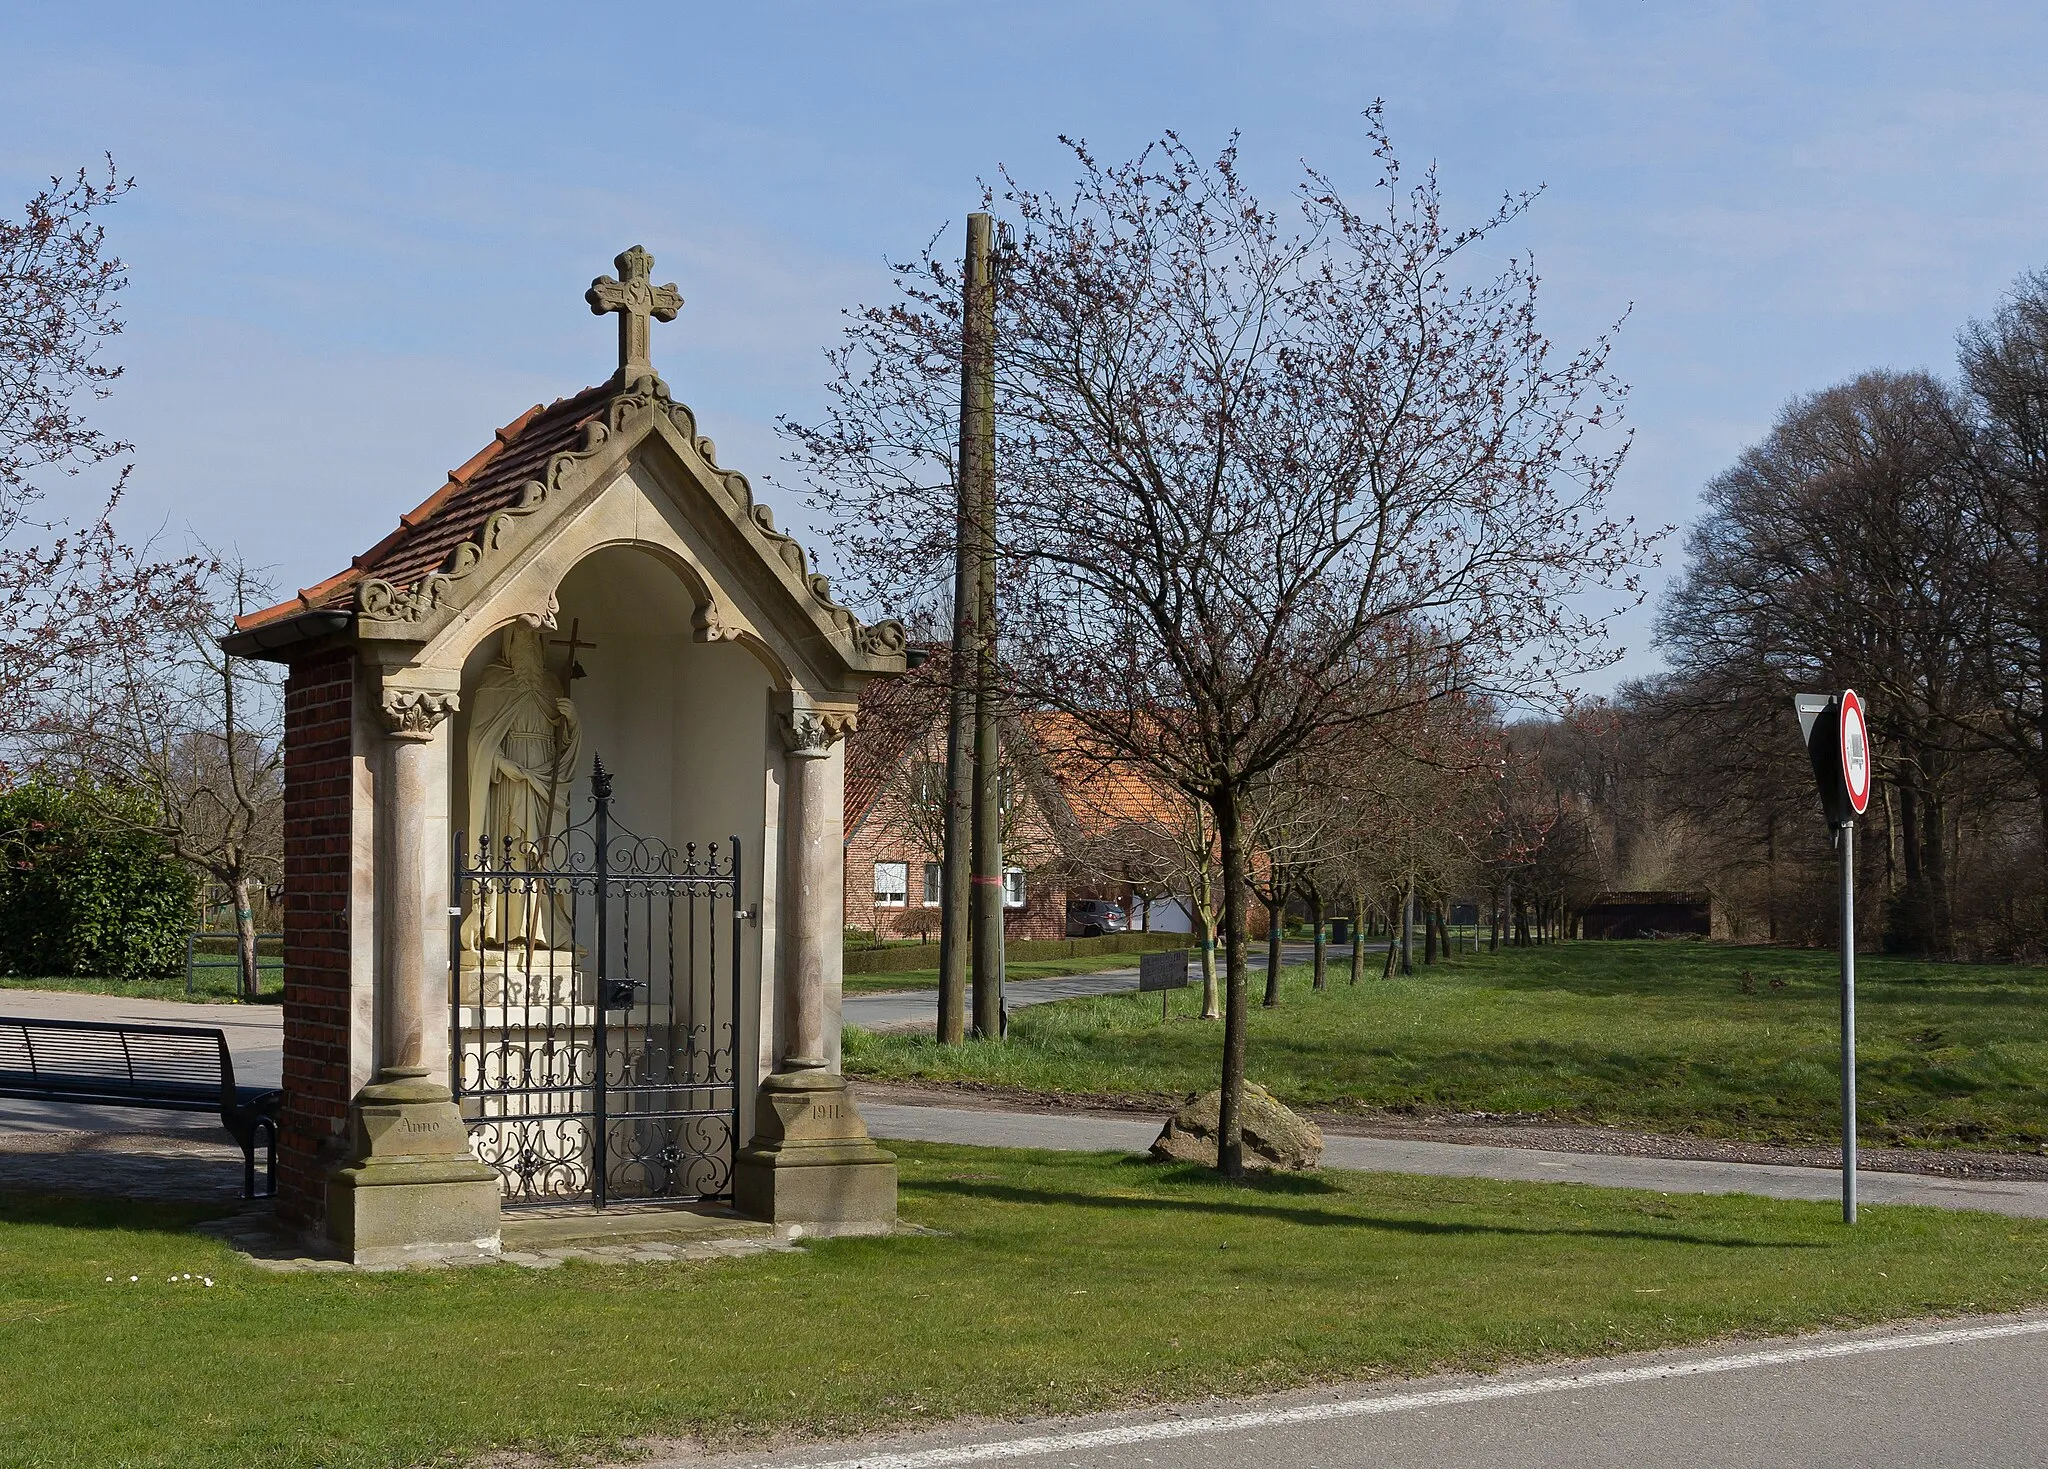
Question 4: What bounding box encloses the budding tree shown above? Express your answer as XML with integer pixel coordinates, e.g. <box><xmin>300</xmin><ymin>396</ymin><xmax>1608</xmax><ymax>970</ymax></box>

<box><xmin>788</xmin><ymin>112</ymin><xmax>1648</xmax><ymax>1174</ymax></box>
<box><xmin>30</xmin><ymin>555</ymin><xmax>283</xmax><ymax>999</ymax></box>
<box><xmin>1</xmin><ymin>160</ymin><xmax>203</xmax><ymax>766</ymax></box>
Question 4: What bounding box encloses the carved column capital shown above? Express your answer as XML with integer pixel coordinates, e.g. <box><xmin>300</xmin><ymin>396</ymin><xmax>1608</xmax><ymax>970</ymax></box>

<box><xmin>379</xmin><ymin>687</ymin><xmax>460</xmax><ymax>741</ymax></box>
<box><xmin>780</xmin><ymin>705</ymin><xmax>857</xmax><ymax>760</ymax></box>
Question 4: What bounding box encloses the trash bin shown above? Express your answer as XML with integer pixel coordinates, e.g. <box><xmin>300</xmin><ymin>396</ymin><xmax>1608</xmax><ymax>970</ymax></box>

<box><xmin>1331</xmin><ymin>917</ymin><xmax>1353</xmax><ymax>945</ymax></box>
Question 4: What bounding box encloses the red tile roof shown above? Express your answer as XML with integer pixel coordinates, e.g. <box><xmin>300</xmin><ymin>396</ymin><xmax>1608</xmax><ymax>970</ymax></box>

<box><xmin>844</xmin><ymin>658</ymin><xmax>950</xmax><ymax>837</ymax></box>
<box><xmin>1029</xmin><ymin>711</ymin><xmax>1192</xmax><ymax>836</ymax></box>
<box><xmin>235</xmin><ymin>382</ymin><xmax>615</xmax><ymax>632</ymax></box>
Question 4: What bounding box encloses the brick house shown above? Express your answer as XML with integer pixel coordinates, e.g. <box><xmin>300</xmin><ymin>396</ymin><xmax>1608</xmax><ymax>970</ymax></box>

<box><xmin>843</xmin><ymin>667</ymin><xmax>1070</xmax><ymax>942</ymax></box>
<box><xmin>1035</xmin><ymin>712</ymin><xmax>1207</xmax><ymax>933</ymax></box>
<box><xmin>842</xmin><ymin>676</ymin><xmax>1203</xmax><ymax>941</ymax></box>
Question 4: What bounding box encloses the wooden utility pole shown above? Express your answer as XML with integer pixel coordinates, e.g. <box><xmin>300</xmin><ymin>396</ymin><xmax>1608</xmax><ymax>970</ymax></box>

<box><xmin>937</xmin><ymin>214</ymin><xmax>990</xmax><ymax>1046</ymax></box>
<box><xmin>963</xmin><ymin>213</ymin><xmax>1005</xmax><ymax>1039</ymax></box>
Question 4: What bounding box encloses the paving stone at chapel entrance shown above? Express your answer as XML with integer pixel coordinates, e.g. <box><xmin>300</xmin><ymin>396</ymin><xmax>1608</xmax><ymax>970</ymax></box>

<box><xmin>0</xmin><ymin>1129</ymin><xmax>248</xmax><ymax>1204</ymax></box>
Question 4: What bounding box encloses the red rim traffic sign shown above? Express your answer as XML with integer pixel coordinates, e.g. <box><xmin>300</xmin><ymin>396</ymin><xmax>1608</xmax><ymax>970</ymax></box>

<box><xmin>1840</xmin><ymin>689</ymin><xmax>1870</xmax><ymax>816</ymax></box>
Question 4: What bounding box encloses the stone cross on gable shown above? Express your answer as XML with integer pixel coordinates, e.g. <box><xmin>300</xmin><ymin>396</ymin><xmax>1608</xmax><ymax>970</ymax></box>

<box><xmin>586</xmin><ymin>245</ymin><xmax>683</xmax><ymax>385</ymax></box>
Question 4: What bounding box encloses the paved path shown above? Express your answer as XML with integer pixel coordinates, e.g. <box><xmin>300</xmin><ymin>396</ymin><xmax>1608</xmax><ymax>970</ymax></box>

<box><xmin>858</xmin><ymin>1097</ymin><xmax>2048</xmax><ymax>1219</ymax></box>
<box><xmin>844</xmin><ymin>943</ymin><xmax>1354</xmax><ymax>1032</ymax></box>
<box><xmin>0</xmin><ymin>990</ymin><xmax>281</xmax><ymax>1134</ymax></box>
<box><xmin>660</xmin><ymin>1314</ymin><xmax>2048</xmax><ymax>1468</ymax></box>
<box><xmin>845</xmin><ymin>970</ymin><xmax>1152</xmax><ymax>1031</ymax></box>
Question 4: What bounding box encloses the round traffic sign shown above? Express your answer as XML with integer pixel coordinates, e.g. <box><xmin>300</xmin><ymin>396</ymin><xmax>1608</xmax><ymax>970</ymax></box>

<box><xmin>1840</xmin><ymin>689</ymin><xmax>1870</xmax><ymax>816</ymax></box>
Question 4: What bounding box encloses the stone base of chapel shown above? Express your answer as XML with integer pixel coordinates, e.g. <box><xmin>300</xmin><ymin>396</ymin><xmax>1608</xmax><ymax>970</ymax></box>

<box><xmin>734</xmin><ymin>1069</ymin><xmax>897</xmax><ymax>1225</ymax></box>
<box><xmin>326</xmin><ymin>1068</ymin><xmax>502</xmax><ymax>1266</ymax></box>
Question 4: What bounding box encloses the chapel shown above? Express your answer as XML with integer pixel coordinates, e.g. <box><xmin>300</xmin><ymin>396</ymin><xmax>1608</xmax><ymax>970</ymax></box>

<box><xmin>225</xmin><ymin>247</ymin><xmax>905</xmax><ymax>1263</ymax></box>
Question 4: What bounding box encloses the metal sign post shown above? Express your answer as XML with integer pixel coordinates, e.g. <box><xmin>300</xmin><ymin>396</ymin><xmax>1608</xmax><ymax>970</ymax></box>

<box><xmin>1795</xmin><ymin>689</ymin><xmax>1871</xmax><ymax>1225</ymax></box>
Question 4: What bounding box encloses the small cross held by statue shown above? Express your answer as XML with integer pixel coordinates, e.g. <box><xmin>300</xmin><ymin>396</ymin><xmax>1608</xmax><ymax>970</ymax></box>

<box><xmin>550</xmin><ymin>618</ymin><xmax>597</xmax><ymax>681</ymax></box>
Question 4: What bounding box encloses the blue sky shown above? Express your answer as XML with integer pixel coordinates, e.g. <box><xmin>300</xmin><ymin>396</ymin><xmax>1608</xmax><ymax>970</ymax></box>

<box><xmin>6</xmin><ymin>1</ymin><xmax>2047</xmax><ymax>689</ymax></box>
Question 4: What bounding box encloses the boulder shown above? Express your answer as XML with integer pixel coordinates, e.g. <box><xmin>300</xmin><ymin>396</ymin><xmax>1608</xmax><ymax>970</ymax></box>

<box><xmin>1150</xmin><ymin>1082</ymin><xmax>1323</xmax><ymax>1170</ymax></box>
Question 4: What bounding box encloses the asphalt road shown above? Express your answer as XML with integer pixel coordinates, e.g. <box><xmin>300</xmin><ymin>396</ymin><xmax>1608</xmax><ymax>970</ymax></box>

<box><xmin>661</xmin><ymin>1314</ymin><xmax>2048</xmax><ymax>1468</ymax></box>
<box><xmin>843</xmin><ymin>943</ymin><xmax>1344</xmax><ymax>1032</ymax></box>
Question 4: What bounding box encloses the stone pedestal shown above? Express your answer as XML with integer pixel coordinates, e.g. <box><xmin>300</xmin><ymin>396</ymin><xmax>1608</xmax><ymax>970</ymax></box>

<box><xmin>734</xmin><ymin>702</ymin><xmax>896</xmax><ymax>1227</ymax></box>
<box><xmin>457</xmin><ymin>948</ymin><xmax>584</xmax><ymax>1006</ymax></box>
<box><xmin>328</xmin><ymin>1068</ymin><xmax>502</xmax><ymax>1265</ymax></box>
<box><xmin>734</xmin><ymin>1068</ymin><xmax>896</xmax><ymax>1225</ymax></box>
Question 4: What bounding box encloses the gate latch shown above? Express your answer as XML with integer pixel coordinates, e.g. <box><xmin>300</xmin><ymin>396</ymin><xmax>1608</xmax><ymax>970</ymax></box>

<box><xmin>603</xmin><ymin>977</ymin><xmax>646</xmax><ymax>1009</ymax></box>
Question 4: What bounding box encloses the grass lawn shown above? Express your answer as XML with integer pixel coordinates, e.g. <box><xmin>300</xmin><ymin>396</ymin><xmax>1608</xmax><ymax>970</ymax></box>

<box><xmin>5</xmin><ymin>1143</ymin><xmax>2048</xmax><ymax>1468</ymax></box>
<box><xmin>0</xmin><ymin>963</ymin><xmax>283</xmax><ymax>1006</ymax></box>
<box><xmin>844</xmin><ymin>952</ymin><xmax>1154</xmax><ymax>994</ymax></box>
<box><xmin>845</xmin><ymin>941</ymin><xmax>2048</xmax><ymax>1151</ymax></box>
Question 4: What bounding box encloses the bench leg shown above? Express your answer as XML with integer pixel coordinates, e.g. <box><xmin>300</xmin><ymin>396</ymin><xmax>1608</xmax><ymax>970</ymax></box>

<box><xmin>242</xmin><ymin>1117</ymin><xmax>278</xmax><ymax>1200</ymax></box>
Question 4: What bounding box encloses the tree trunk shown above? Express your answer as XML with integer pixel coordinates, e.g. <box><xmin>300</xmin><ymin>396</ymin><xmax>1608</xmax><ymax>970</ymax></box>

<box><xmin>1765</xmin><ymin>812</ymin><xmax>1779</xmax><ymax>943</ymax></box>
<box><xmin>1215</xmin><ymin>783</ymin><xmax>1250</xmax><ymax>1178</ymax></box>
<box><xmin>1197</xmin><ymin>854</ymin><xmax>1220</xmax><ymax>1019</ymax></box>
<box><xmin>1423</xmin><ymin>897</ymin><xmax>1438</xmax><ymax>964</ymax></box>
<box><xmin>1264</xmin><ymin>890</ymin><xmax>1284</xmax><ymax>1007</ymax></box>
<box><xmin>1349</xmin><ymin>888</ymin><xmax>1365</xmax><ymax>985</ymax></box>
<box><xmin>1310</xmin><ymin>887</ymin><xmax>1327</xmax><ymax>992</ymax></box>
<box><xmin>1400</xmin><ymin>874</ymin><xmax>1414</xmax><ymax>975</ymax></box>
<box><xmin>233</xmin><ymin>873</ymin><xmax>261</xmax><ymax>1002</ymax></box>
<box><xmin>2038</xmin><ymin>769</ymin><xmax>2048</xmax><ymax>938</ymax></box>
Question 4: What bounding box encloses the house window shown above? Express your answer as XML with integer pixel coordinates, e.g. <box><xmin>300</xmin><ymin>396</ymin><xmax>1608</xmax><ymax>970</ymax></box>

<box><xmin>1003</xmin><ymin>867</ymin><xmax>1026</xmax><ymax>909</ymax></box>
<box><xmin>874</xmin><ymin>862</ymin><xmax>908</xmax><ymax>907</ymax></box>
<box><xmin>923</xmin><ymin>861</ymin><xmax>944</xmax><ymax>906</ymax></box>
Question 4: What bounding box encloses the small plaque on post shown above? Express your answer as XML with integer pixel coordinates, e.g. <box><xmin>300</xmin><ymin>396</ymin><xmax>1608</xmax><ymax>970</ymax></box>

<box><xmin>1139</xmin><ymin>949</ymin><xmax>1190</xmax><ymax>1021</ymax></box>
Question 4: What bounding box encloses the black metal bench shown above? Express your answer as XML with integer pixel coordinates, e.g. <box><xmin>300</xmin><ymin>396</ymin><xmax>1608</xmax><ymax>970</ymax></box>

<box><xmin>0</xmin><ymin>1015</ymin><xmax>281</xmax><ymax>1198</ymax></box>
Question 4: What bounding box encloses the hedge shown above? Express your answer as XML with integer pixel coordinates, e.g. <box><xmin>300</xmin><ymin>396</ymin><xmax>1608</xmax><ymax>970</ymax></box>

<box><xmin>842</xmin><ymin>930</ymin><xmax>1187</xmax><ymax>975</ymax></box>
<box><xmin>0</xmin><ymin>781</ymin><xmax>199</xmax><ymax>981</ymax></box>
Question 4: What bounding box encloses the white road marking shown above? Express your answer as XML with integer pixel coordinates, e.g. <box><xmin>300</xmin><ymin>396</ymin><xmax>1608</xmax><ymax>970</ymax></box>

<box><xmin>777</xmin><ymin>1317</ymin><xmax>2048</xmax><ymax>1469</ymax></box>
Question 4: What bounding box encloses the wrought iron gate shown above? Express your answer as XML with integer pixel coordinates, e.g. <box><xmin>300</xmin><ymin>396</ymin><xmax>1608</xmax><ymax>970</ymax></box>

<box><xmin>451</xmin><ymin>757</ymin><xmax>741</xmax><ymax>1208</ymax></box>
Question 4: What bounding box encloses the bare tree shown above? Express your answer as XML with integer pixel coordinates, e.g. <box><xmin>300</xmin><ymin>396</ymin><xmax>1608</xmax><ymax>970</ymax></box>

<box><xmin>1243</xmin><ymin>759</ymin><xmax>1333</xmax><ymax>1003</ymax></box>
<box><xmin>1058</xmin><ymin>752</ymin><xmax>1226</xmax><ymax>1015</ymax></box>
<box><xmin>33</xmin><ymin>556</ymin><xmax>282</xmax><ymax>998</ymax></box>
<box><xmin>1656</xmin><ymin>371</ymin><xmax>1980</xmax><ymax>952</ymax></box>
<box><xmin>1959</xmin><ymin>272</ymin><xmax>2048</xmax><ymax>924</ymax></box>
<box><xmin>1</xmin><ymin>159</ymin><xmax>204</xmax><ymax>764</ymax></box>
<box><xmin>789</xmin><ymin>115</ymin><xmax>1647</xmax><ymax>1173</ymax></box>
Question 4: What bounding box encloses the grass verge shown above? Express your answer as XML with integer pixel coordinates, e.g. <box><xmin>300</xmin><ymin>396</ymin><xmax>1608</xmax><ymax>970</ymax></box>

<box><xmin>5</xmin><ymin>1143</ymin><xmax>2048</xmax><ymax>1468</ymax></box>
<box><xmin>0</xmin><ymin>965</ymin><xmax>283</xmax><ymax>1005</ymax></box>
<box><xmin>844</xmin><ymin>941</ymin><xmax>2048</xmax><ymax>1151</ymax></box>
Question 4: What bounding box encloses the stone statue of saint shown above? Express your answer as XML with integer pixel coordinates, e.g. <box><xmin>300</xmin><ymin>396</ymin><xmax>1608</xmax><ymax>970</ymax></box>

<box><xmin>462</xmin><ymin>622</ymin><xmax>581</xmax><ymax>957</ymax></box>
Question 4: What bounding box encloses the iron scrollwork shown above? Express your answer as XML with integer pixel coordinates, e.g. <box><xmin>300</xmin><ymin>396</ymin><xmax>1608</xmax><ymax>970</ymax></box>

<box><xmin>451</xmin><ymin>754</ymin><xmax>743</xmax><ymax>1209</ymax></box>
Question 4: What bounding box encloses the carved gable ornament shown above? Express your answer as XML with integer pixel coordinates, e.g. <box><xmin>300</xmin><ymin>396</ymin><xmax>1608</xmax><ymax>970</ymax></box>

<box><xmin>227</xmin><ymin>247</ymin><xmax>906</xmax><ymax>684</ymax></box>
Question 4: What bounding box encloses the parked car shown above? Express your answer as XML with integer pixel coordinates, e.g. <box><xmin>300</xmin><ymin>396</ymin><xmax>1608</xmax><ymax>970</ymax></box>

<box><xmin>1066</xmin><ymin>899</ymin><xmax>1129</xmax><ymax>937</ymax></box>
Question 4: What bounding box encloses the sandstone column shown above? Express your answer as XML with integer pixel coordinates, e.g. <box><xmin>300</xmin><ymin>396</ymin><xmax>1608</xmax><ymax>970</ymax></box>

<box><xmin>326</xmin><ymin>679</ymin><xmax>502</xmax><ymax>1264</ymax></box>
<box><xmin>781</xmin><ymin>710</ymin><xmax>837</xmax><ymax>1070</ymax></box>
<box><xmin>379</xmin><ymin>691</ymin><xmax>442</xmax><ymax>1076</ymax></box>
<box><xmin>733</xmin><ymin>700</ymin><xmax>897</xmax><ymax>1226</ymax></box>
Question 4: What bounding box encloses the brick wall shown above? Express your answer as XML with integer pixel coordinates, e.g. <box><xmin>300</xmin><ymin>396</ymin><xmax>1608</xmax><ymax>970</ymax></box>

<box><xmin>277</xmin><ymin>649</ymin><xmax>355</xmax><ymax>1226</ymax></box>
